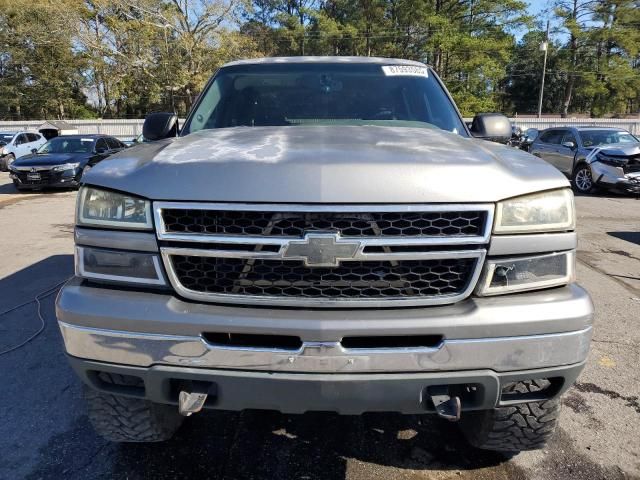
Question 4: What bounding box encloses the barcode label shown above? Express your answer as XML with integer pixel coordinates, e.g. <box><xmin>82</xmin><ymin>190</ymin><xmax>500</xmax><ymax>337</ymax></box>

<box><xmin>382</xmin><ymin>65</ymin><xmax>429</xmax><ymax>77</ymax></box>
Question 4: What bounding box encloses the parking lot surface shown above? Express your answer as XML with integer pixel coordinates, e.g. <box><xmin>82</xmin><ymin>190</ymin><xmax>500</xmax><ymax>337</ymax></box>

<box><xmin>0</xmin><ymin>171</ymin><xmax>638</xmax><ymax>480</ymax></box>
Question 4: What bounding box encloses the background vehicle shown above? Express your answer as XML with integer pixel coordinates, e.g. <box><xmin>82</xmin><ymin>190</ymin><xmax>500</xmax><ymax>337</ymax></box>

<box><xmin>529</xmin><ymin>127</ymin><xmax>639</xmax><ymax>194</ymax></box>
<box><xmin>9</xmin><ymin>134</ymin><xmax>126</xmax><ymax>191</ymax></box>
<box><xmin>56</xmin><ymin>57</ymin><xmax>591</xmax><ymax>454</ymax></box>
<box><xmin>507</xmin><ymin>124</ymin><xmax>524</xmax><ymax>148</ymax></box>
<box><xmin>0</xmin><ymin>131</ymin><xmax>46</xmax><ymax>171</ymax></box>
<box><xmin>520</xmin><ymin>128</ymin><xmax>539</xmax><ymax>152</ymax></box>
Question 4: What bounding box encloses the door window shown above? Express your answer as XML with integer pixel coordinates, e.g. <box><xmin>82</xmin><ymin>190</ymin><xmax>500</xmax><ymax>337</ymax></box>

<box><xmin>105</xmin><ymin>137</ymin><xmax>121</xmax><ymax>150</ymax></box>
<box><xmin>95</xmin><ymin>138</ymin><xmax>109</xmax><ymax>152</ymax></box>
<box><xmin>15</xmin><ymin>133</ymin><xmax>28</xmax><ymax>145</ymax></box>
<box><xmin>539</xmin><ymin>130</ymin><xmax>565</xmax><ymax>144</ymax></box>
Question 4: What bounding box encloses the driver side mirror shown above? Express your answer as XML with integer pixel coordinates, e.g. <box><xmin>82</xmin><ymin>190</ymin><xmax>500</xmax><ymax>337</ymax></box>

<box><xmin>469</xmin><ymin>113</ymin><xmax>512</xmax><ymax>144</ymax></box>
<box><xmin>95</xmin><ymin>147</ymin><xmax>108</xmax><ymax>154</ymax></box>
<box><xmin>562</xmin><ymin>141</ymin><xmax>576</xmax><ymax>150</ymax></box>
<box><xmin>143</xmin><ymin>112</ymin><xmax>179</xmax><ymax>141</ymax></box>
<box><xmin>31</xmin><ymin>148</ymin><xmax>38</xmax><ymax>154</ymax></box>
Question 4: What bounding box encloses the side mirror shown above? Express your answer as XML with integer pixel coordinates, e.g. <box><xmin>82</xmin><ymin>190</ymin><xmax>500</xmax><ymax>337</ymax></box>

<box><xmin>562</xmin><ymin>141</ymin><xmax>576</xmax><ymax>150</ymax></box>
<box><xmin>469</xmin><ymin>113</ymin><xmax>512</xmax><ymax>144</ymax></box>
<box><xmin>31</xmin><ymin>148</ymin><xmax>38</xmax><ymax>154</ymax></box>
<box><xmin>524</xmin><ymin>128</ymin><xmax>539</xmax><ymax>142</ymax></box>
<box><xmin>143</xmin><ymin>112</ymin><xmax>179</xmax><ymax>141</ymax></box>
<box><xmin>95</xmin><ymin>147</ymin><xmax>108</xmax><ymax>154</ymax></box>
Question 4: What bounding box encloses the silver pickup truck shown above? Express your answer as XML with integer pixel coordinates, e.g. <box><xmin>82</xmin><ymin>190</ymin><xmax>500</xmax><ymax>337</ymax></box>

<box><xmin>56</xmin><ymin>57</ymin><xmax>593</xmax><ymax>453</ymax></box>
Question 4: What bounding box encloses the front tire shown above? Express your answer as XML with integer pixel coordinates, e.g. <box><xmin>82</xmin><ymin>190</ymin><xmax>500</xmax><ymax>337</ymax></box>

<box><xmin>84</xmin><ymin>376</ymin><xmax>183</xmax><ymax>442</ymax></box>
<box><xmin>573</xmin><ymin>164</ymin><xmax>595</xmax><ymax>194</ymax></box>
<box><xmin>459</xmin><ymin>380</ymin><xmax>560</xmax><ymax>453</ymax></box>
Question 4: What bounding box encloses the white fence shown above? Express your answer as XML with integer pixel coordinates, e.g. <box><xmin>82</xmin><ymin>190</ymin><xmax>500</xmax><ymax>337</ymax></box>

<box><xmin>0</xmin><ymin>117</ymin><xmax>639</xmax><ymax>138</ymax></box>
<box><xmin>507</xmin><ymin>117</ymin><xmax>640</xmax><ymax>135</ymax></box>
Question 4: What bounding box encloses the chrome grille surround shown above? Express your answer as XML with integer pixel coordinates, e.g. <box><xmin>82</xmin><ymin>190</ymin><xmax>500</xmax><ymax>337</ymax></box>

<box><xmin>155</xmin><ymin>202</ymin><xmax>493</xmax><ymax>308</ymax></box>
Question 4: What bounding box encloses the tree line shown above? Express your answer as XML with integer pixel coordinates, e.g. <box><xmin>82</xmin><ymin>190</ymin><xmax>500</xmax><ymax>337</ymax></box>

<box><xmin>0</xmin><ymin>0</ymin><xmax>638</xmax><ymax>120</ymax></box>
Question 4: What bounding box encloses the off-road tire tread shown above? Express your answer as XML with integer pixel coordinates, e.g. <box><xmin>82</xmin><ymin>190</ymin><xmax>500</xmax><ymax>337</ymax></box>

<box><xmin>84</xmin><ymin>375</ymin><xmax>183</xmax><ymax>442</ymax></box>
<box><xmin>460</xmin><ymin>379</ymin><xmax>560</xmax><ymax>452</ymax></box>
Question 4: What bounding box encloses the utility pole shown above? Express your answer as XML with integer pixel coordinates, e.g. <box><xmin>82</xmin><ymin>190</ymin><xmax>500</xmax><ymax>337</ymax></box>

<box><xmin>537</xmin><ymin>20</ymin><xmax>550</xmax><ymax>119</ymax></box>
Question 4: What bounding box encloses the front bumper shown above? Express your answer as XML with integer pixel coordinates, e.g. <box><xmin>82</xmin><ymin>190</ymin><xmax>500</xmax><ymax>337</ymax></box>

<box><xmin>67</xmin><ymin>357</ymin><xmax>586</xmax><ymax>414</ymax></box>
<box><xmin>590</xmin><ymin>162</ymin><xmax>640</xmax><ymax>193</ymax></box>
<box><xmin>57</xmin><ymin>279</ymin><xmax>593</xmax><ymax>412</ymax></box>
<box><xmin>56</xmin><ymin>279</ymin><xmax>593</xmax><ymax>372</ymax></box>
<box><xmin>10</xmin><ymin>169</ymin><xmax>80</xmax><ymax>189</ymax></box>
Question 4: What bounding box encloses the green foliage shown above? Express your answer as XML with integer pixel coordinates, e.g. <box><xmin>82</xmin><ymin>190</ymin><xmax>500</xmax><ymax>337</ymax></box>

<box><xmin>0</xmin><ymin>0</ymin><xmax>638</xmax><ymax>120</ymax></box>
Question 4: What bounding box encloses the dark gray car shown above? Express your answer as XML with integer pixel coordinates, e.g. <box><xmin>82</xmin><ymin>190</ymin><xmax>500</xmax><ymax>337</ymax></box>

<box><xmin>529</xmin><ymin>126</ymin><xmax>640</xmax><ymax>194</ymax></box>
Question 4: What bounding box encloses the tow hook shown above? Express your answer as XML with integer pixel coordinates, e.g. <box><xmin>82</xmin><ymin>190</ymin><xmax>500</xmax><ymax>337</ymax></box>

<box><xmin>429</xmin><ymin>386</ymin><xmax>462</xmax><ymax>422</ymax></box>
<box><xmin>178</xmin><ymin>386</ymin><xmax>209</xmax><ymax>416</ymax></box>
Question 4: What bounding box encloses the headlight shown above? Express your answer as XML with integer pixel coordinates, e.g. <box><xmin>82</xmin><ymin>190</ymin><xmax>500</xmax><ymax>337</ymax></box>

<box><xmin>52</xmin><ymin>162</ymin><xmax>80</xmax><ymax>172</ymax></box>
<box><xmin>494</xmin><ymin>189</ymin><xmax>575</xmax><ymax>234</ymax></box>
<box><xmin>77</xmin><ymin>186</ymin><xmax>152</xmax><ymax>230</ymax></box>
<box><xmin>76</xmin><ymin>246</ymin><xmax>166</xmax><ymax>285</ymax></box>
<box><xmin>476</xmin><ymin>251</ymin><xmax>575</xmax><ymax>296</ymax></box>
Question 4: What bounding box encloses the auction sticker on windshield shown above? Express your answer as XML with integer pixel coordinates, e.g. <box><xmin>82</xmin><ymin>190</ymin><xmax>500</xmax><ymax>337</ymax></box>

<box><xmin>382</xmin><ymin>65</ymin><xmax>429</xmax><ymax>77</ymax></box>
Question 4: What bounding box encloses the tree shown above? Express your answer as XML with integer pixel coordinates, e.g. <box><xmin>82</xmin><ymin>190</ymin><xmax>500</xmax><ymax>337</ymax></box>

<box><xmin>0</xmin><ymin>0</ymin><xmax>93</xmax><ymax>120</ymax></box>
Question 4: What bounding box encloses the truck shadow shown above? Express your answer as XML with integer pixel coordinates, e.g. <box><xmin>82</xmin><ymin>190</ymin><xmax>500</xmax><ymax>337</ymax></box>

<box><xmin>103</xmin><ymin>409</ymin><xmax>519</xmax><ymax>479</ymax></box>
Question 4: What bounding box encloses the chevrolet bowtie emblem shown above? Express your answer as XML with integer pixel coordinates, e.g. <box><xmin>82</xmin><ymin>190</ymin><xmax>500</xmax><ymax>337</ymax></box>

<box><xmin>283</xmin><ymin>233</ymin><xmax>361</xmax><ymax>267</ymax></box>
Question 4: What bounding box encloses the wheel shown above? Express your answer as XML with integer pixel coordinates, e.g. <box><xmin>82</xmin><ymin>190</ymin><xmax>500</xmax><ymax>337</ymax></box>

<box><xmin>459</xmin><ymin>380</ymin><xmax>560</xmax><ymax>453</ymax></box>
<box><xmin>84</xmin><ymin>374</ymin><xmax>184</xmax><ymax>442</ymax></box>
<box><xmin>2</xmin><ymin>154</ymin><xmax>15</xmax><ymax>172</ymax></box>
<box><xmin>573</xmin><ymin>164</ymin><xmax>595</xmax><ymax>194</ymax></box>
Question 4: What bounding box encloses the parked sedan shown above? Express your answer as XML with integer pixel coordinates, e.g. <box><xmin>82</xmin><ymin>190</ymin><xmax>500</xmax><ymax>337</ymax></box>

<box><xmin>9</xmin><ymin>135</ymin><xmax>126</xmax><ymax>191</ymax></box>
<box><xmin>529</xmin><ymin>127</ymin><xmax>640</xmax><ymax>194</ymax></box>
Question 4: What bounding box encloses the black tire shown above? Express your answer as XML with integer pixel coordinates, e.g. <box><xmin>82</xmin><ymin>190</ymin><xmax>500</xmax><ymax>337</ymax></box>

<box><xmin>572</xmin><ymin>163</ymin><xmax>595</xmax><ymax>194</ymax></box>
<box><xmin>84</xmin><ymin>376</ymin><xmax>183</xmax><ymax>442</ymax></box>
<box><xmin>459</xmin><ymin>380</ymin><xmax>560</xmax><ymax>452</ymax></box>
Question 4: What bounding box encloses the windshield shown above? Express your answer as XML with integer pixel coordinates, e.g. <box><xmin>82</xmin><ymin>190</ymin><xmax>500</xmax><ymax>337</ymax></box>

<box><xmin>38</xmin><ymin>137</ymin><xmax>95</xmax><ymax>154</ymax></box>
<box><xmin>0</xmin><ymin>133</ymin><xmax>15</xmax><ymax>146</ymax></box>
<box><xmin>183</xmin><ymin>63</ymin><xmax>466</xmax><ymax>135</ymax></box>
<box><xmin>581</xmin><ymin>130</ymin><xmax>638</xmax><ymax>147</ymax></box>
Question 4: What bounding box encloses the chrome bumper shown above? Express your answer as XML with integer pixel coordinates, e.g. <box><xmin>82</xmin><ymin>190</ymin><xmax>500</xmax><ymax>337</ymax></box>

<box><xmin>59</xmin><ymin>321</ymin><xmax>592</xmax><ymax>373</ymax></box>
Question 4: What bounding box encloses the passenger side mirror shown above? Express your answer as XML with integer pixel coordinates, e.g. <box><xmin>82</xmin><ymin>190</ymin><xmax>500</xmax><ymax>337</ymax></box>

<box><xmin>31</xmin><ymin>148</ymin><xmax>38</xmax><ymax>154</ymax></box>
<box><xmin>469</xmin><ymin>113</ymin><xmax>512</xmax><ymax>144</ymax></box>
<box><xmin>143</xmin><ymin>112</ymin><xmax>179</xmax><ymax>141</ymax></box>
<box><xmin>524</xmin><ymin>128</ymin><xmax>539</xmax><ymax>141</ymax></box>
<box><xmin>562</xmin><ymin>141</ymin><xmax>576</xmax><ymax>150</ymax></box>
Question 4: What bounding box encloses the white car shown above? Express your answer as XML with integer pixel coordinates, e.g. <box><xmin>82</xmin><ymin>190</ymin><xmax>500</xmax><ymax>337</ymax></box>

<box><xmin>0</xmin><ymin>131</ymin><xmax>47</xmax><ymax>171</ymax></box>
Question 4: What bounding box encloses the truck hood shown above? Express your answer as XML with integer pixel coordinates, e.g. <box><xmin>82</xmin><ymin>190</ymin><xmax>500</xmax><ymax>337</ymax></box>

<box><xmin>86</xmin><ymin>126</ymin><xmax>569</xmax><ymax>203</ymax></box>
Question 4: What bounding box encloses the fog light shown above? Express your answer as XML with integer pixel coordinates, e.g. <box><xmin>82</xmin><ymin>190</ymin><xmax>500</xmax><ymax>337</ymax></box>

<box><xmin>76</xmin><ymin>246</ymin><xmax>166</xmax><ymax>285</ymax></box>
<box><xmin>476</xmin><ymin>251</ymin><xmax>574</xmax><ymax>296</ymax></box>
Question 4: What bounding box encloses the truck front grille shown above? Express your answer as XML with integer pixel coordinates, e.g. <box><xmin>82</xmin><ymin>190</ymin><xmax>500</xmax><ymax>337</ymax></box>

<box><xmin>155</xmin><ymin>203</ymin><xmax>492</xmax><ymax>308</ymax></box>
<box><xmin>170</xmin><ymin>256</ymin><xmax>477</xmax><ymax>299</ymax></box>
<box><xmin>161</xmin><ymin>209</ymin><xmax>487</xmax><ymax>238</ymax></box>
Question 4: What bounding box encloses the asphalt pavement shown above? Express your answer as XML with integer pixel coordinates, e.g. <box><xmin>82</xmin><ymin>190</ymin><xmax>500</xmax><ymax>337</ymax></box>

<box><xmin>0</xmin><ymin>171</ymin><xmax>638</xmax><ymax>480</ymax></box>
